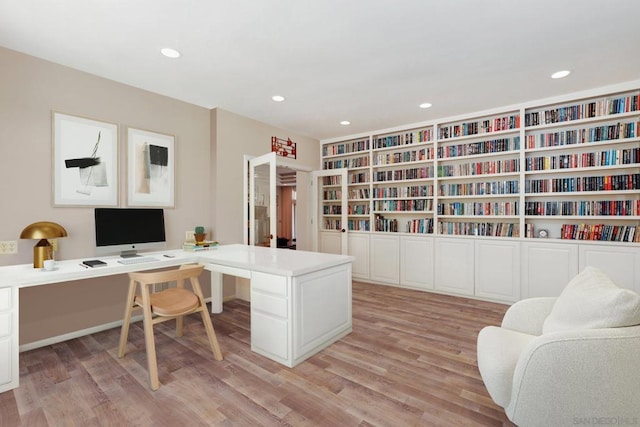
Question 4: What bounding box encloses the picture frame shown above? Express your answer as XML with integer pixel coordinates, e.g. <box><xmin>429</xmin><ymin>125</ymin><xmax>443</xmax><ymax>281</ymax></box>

<box><xmin>53</xmin><ymin>112</ymin><xmax>119</xmax><ymax>207</ymax></box>
<box><xmin>127</xmin><ymin>127</ymin><xmax>175</xmax><ymax>207</ymax></box>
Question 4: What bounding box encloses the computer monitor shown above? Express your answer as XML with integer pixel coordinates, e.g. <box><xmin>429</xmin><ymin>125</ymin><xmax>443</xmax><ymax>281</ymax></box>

<box><xmin>94</xmin><ymin>208</ymin><xmax>166</xmax><ymax>257</ymax></box>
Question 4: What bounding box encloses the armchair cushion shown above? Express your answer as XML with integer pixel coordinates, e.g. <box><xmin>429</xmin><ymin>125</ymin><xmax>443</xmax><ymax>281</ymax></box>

<box><xmin>542</xmin><ymin>266</ymin><xmax>640</xmax><ymax>334</ymax></box>
<box><xmin>476</xmin><ymin>326</ymin><xmax>536</xmax><ymax>408</ymax></box>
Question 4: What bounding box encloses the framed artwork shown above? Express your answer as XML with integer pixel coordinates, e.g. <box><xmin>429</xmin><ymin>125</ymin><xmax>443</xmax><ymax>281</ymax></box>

<box><xmin>127</xmin><ymin>127</ymin><xmax>175</xmax><ymax>207</ymax></box>
<box><xmin>53</xmin><ymin>112</ymin><xmax>119</xmax><ymax>206</ymax></box>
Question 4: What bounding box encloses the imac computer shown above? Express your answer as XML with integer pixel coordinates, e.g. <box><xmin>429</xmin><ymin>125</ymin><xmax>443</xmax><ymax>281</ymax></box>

<box><xmin>94</xmin><ymin>208</ymin><xmax>166</xmax><ymax>257</ymax></box>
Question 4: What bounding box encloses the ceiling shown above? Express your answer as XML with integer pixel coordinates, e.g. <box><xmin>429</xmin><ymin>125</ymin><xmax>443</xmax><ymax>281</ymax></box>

<box><xmin>1</xmin><ymin>0</ymin><xmax>639</xmax><ymax>141</ymax></box>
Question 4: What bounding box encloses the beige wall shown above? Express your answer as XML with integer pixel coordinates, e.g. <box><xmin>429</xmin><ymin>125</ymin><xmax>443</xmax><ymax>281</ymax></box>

<box><xmin>0</xmin><ymin>47</ymin><xmax>320</xmax><ymax>346</ymax></box>
<box><xmin>211</xmin><ymin>108</ymin><xmax>319</xmax><ymax>245</ymax></box>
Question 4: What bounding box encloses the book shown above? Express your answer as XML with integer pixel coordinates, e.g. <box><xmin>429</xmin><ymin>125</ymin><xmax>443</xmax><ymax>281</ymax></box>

<box><xmin>82</xmin><ymin>259</ymin><xmax>107</xmax><ymax>268</ymax></box>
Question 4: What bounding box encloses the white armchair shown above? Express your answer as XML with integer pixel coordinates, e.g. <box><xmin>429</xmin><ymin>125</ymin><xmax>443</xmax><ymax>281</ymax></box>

<box><xmin>477</xmin><ymin>268</ymin><xmax>640</xmax><ymax>426</ymax></box>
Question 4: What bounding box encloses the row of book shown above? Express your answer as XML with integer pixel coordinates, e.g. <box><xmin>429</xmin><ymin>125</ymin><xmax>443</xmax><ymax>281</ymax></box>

<box><xmin>407</xmin><ymin>218</ymin><xmax>434</xmax><ymax>234</ymax></box>
<box><xmin>322</xmin><ymin>190</ymin><xmax>342</xmax><ymax>201</ymax></box>
<box><xmin>438</xmin><ymin>201</ymin><xmax>518</xmax><ymax>216</ymax></box>
<box><xmin>525</xmin><ymin>122</ymin><xmax>637</xmax><ymax>148</ymax></box>
<box><xmin>373</xmin><ymin>199</ymin><xmax>433</xmax><ymax>212</ymax></box>
<box><xmin>437</xmin><ymin>137</ymin><xmax>520</xmax><ymax>159</ymax></box>
<box><xmin>525</xmin><ymin>174</ymin><xmax>640</xmax><ymax>193</ymax></box>
<box><xmin>348</xmin><ymin>219</ymin><xmax>370</xmax><ymax>231</ymax></box>
<box><xmin>560</xmin><ymin>224</ymin><xmax>639</xmax><ymax>242</ymax></box>
<box><xmin>348</xmin><ymin>204</ymin><xmax>370</xmax><ymax>215</ymax></box>
<box><xmin>437</xmin><ymin>159</ymin><xmax>520</xmax><ymax>177</ymax></box>
<box><xmin>349</xmin><ymin>171</ymin><xmax>369</xmax><ymax>184</ymax></box>
<box><xmin>372</xmin><ymin>185</ymin><xmax>433</xmax><ymax>198</ymax></box>
<box><xmin>322</xmin><ymin>175</ymin><xmax>342</xmax><ymax>186</ymax></box>
<box><xmin>524</xmin><ymin>93</ymin><xmax>640</xmax><ymax>126</ymax></box>
<box><xmin>438</xmin><ymin>221</ymin><xmax>520</xmax><ymax>237</ymax></box>
<box><xmin>374</xmin><ymin>216</ymin><xmax>399</xmax><ymax>232</ymax></box>
<box><xmin>373</xmin><ymin>148</ymin><xmax>433</xmax><ymax>166</ymax></box>
<box><xmin>524</xmin><ymin>200</ymin><xmax>640</xmax><ymax>216</ymax></box>
<box><xmin>348</xmin><ymin>188</ymin><xmax>370</xmax><ymax>199</ymax></box>
<box><xmin>373</xmin><ymin>167</ymin><xmax>434</xmax><ymax>182</ymax></box>
<box><xmin>373</xmin><ymin>129</ymin><xmax>433</xmax><ymax>149</ymax></box>
<box><xmin>322</xmin><ymin>138</ymin><xmax>369</xmax><ymax>156</ymax></box>
<box><xmin>323</xmin><ymin>155</ymin><xmax>369</xmax><ymax>170</ymax></box>
<box><xmin>525</xmin><ymin>148</ymin><xmax>639</xmax><ymax>171</ymax></box>
<box><xmin>438</xmin><ymin>180</ymin><xmax>519</xmax><ymax>196</ymax></box>
<box><xmin>323</xmin><ymin>205</ymin><xmax>341</xmax><ymax>215</ymax></box>
<box><xmin>439</xmin><ymin>115</ymin><xmax>520</xmax><ymax>139</ymax></box>
<box><xmin>323</xmin><ymin>219</ymin><xmax>342</xmax><ymax>230</ymax></box>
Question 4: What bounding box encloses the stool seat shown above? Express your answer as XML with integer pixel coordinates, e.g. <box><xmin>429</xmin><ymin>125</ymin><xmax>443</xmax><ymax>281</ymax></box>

<box><xmin>135</xmin><ymin>288</ymin><xmax>199</xmax><ymax>317</ymax></box>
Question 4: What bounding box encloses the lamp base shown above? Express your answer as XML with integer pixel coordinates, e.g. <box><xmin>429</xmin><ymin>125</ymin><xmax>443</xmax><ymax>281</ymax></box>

<box><xmin>33</xmin><ymin>239</ymin><xmax>53</xmax><ymax>268</ymax></box>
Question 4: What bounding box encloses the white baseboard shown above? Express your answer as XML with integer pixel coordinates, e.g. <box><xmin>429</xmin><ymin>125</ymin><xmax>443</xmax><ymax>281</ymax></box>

<box><xmin>19</xmin><ymin>295</ymin><xmax>236</xmax><ymax>353</ymax></box>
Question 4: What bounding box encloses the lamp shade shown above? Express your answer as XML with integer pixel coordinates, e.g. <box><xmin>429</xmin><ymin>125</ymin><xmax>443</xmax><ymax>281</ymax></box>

<box><xmin>20</xmin><ymin>221</ymin><xmax>68</xmax><ymax>239</ymax></box>
<box><xmin>20</xmin><ymin>221</ymin><xmax>68</xmax><ymax>268</ymax></box>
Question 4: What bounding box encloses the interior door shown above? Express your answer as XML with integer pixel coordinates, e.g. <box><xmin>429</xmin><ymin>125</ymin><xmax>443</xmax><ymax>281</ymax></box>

<box><xmin>311</xmin><ymin>168</ymin><xmax>348</xmax><ymax>255</ymax></box>
<box><xmin>249</xmin><ymin>152</ymin><xmax>277</xmax><ymax>247</ymax></box>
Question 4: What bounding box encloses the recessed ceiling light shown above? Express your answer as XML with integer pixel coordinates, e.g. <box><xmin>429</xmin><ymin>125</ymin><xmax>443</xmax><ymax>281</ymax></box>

<box><xmin>160</xmin><ymin>48</ymin><xmax>181</xmax><ymax>59</ymax></box>
<box><xmin>340</xmin><ymin>121</ymin><xmax>351</xmax><ymax>126</ymax></box>
<box><xmin>272</xmin><ymin>95</ymin><xmax>285</xmax><ymax>102</ymax></box>
<box><xmin>419</xmin><ymin>102</ymin><xmax>433</xmax><ymax>109</ymax></box>
<box><xmin>551</xmin><ymin>70</ymin><xmax>571</xmax><ymax>79</ymax></box>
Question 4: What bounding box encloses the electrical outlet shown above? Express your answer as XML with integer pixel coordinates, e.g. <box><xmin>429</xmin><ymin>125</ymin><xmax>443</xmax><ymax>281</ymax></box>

<box><xmin>185</xmin><ymin>230</ymin><xmax>195</xmax><ymax>241</ymax></box>
<box><xmin>0</xmin><ymin>240</ymin><xmax>17</xmax><ymax>255</ymax></box>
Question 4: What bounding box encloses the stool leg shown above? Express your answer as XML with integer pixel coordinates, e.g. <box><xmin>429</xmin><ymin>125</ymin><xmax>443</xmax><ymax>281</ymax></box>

<box><xmin>118</xmin><ymin>279</ymin><xmax>137</xmax><ymax>358</ymax></box>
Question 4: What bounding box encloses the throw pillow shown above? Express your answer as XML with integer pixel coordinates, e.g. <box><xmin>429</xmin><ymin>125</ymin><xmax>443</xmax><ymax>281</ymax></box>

<box><xmin>542</xmin><ymin>266</ymin><xmax>640</xmax><ymax>334</ymax></box>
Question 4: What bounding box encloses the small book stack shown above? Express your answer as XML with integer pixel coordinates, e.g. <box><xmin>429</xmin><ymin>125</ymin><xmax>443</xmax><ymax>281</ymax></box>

<box><xmin>183</xmin><ymin>241</ymin><xmax>219</xmax><ymax>251</ymax></box>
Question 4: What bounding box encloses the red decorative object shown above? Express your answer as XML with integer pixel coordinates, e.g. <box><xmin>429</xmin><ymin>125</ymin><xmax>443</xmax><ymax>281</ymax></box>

<box><xmin>271</xmin><ymin>136</ymin><xmax>297</xmax><ymax>159</ymax></box>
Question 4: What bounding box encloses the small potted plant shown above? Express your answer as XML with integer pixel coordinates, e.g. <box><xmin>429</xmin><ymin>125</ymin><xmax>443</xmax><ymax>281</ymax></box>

<box><xmin>194</xmin><ymin>226</ymin><xmax>207</xmax><ymax>243</ymax></box>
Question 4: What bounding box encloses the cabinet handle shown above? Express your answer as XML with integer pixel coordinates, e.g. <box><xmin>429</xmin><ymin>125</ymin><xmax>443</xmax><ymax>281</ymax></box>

<box><xmin>341</xmin><ymin>229</ymin><xmax>346</xmax><ymax>233</ymax></box>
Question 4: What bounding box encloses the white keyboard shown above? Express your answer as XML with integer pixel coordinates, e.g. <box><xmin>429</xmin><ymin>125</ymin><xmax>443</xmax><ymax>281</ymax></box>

<box><xmin>117</xmin><ymin>257</ymin><xmax>158</xmax><ymax>265</ymax></box>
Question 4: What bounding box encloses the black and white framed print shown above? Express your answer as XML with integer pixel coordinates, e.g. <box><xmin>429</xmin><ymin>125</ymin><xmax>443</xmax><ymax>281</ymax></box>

<box><xmin>127</xmin><ymin>127</ymin><xmax>175</xmax><ymax>207</ymax></box>
<box><xmin>53</xmin><ymin>112</ymin><xmax>118</xmax><ymax>206</ymax></box>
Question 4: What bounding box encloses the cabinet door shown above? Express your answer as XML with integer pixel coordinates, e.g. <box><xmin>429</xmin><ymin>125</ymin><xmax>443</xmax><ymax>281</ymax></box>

<box><xmin>400</xmin><ymin>236</ymin><xmax>434</xmax><ymax>290</ymax></box>
<box><xmin>521</xmin><ymin>242</ymin><xmax>579</xmax><ymax>298</ymax></box>
<box><xmin>348</xmin><ymin>233</ymin><xmax>370</xmax><ymax>280</ymax></box>
<box><xmin>474</xmin><ymin>240</ymin><xmax>520</xmax><ymax>303</ymax></box>
<box><xmin>370</xmin><ymin>234</ymin><xmax>399</xmax><ymax>284</ymax></box>
<box><xmin>579</xmin><ymin>245</ymin><xmax>640</xmax><ymax>292</ymax></box>
<box><xmin>434</xmin><ymin>238</ymin><xmax>474</xmax><ymax>296</ymax></box>
<box><xmin>318</xmin><ymin>231</ymin><xmax>342</xmax><ymax>255</ymax></box>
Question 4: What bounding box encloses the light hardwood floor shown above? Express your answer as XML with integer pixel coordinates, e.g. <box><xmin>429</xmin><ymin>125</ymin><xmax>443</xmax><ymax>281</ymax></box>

<box><xmin>1</xmin><ymin>281</ymin><xmax>514</xmax><ymax>426</ymax></box>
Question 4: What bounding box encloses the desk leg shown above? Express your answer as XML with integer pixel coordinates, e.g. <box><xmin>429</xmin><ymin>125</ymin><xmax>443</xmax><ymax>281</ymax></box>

<box><xmin>210</xmin><ymin>271</ymin><xmax>223</xmax><ymax>314</ymax></box>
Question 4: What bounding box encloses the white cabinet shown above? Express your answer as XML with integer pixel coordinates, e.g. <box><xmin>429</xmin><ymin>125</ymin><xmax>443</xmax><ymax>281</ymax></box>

<box><xmin>579</xmin><ymin>244</ymin><xmax>640</xmax><ymax>293</ymax></box>
<box><xmin>370</xmin><ymin>234</ymin><xmax>399</xmax><ymax>284</ymax></box>
<box><xmin>0</xmin><ymin>286</ymin><xmax>17</xmax><ymax>393</ymax></box>
<box><xmin>435</xmin><ymin>238</ymin><xmax>474</xmax><ymax>296</ymax></box>
<box><xmin>318</xmin><ymin>231</ymin><xmax>342</xmax><ymax>255</ymax></box>
<box><xmin>348</xmin><ymin>233</ymin><xmax>370</xmax><ymax>280</ymax></box>
<box><xmin>474</xmin><ymin>239</ymin><xmax>520</xmax><ymax>303</ymax></box>
<box><xmin>521</xmin><ymin>241</ymin><xmax>579</xmax><ymax>298</ymax></box>
<box><xmin>400</xmin><ymin>235</ymin><xmax>434</xmax><ymax>290</ymax></box>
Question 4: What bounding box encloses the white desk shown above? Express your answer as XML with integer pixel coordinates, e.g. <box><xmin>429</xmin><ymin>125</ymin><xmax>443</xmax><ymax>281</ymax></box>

<box><xmin>0</xmin><ymin>244</ymin><xmax>353</xmax><ymax>393</ymax></box>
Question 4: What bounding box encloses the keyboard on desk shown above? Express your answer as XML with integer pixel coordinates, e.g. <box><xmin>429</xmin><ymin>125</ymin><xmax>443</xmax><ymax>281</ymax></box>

<box><xmin>117</xmin><ymin>257</ymin><xmax>158</xmax><ymax>265</ymax></box>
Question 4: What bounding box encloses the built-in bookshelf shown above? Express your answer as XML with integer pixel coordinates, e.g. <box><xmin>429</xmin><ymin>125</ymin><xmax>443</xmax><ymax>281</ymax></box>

<box><xmin>371</xmin><ymin>127</ymin><xmax>435</xmax><ymax>234</ymax></box>
<box><xmin>320</xmin><ymin>87</ymin><xmax>640</xmax><ymax>243</ymax></box>
<box><xmin>523</xmin><ymin>89</ymin><xmax>640</xmax><ymax>242</ymax></box>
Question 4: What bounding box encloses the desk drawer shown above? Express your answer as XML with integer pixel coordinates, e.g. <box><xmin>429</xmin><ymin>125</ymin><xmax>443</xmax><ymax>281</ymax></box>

<box><xmin>251</xmin><ymin>272</ymin><xmax>287</xmax><ymax>296</ymax></box>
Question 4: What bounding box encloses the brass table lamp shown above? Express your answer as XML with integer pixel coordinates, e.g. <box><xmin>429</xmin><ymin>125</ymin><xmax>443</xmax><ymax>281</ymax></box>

<box><xmin>20</xmin><ymin>222</ymin><xmax>68</xmax><ymax>268</ymax></box>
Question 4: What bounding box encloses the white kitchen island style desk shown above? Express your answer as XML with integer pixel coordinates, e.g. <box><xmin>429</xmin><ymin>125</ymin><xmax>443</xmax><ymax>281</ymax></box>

<box><xmin>0</xmin><ymin>244</ymin><xmax>353</xmax><ymax>393</ymax></box>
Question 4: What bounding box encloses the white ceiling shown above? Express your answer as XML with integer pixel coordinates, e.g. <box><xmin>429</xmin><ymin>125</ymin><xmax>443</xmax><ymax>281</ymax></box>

<box><xmin>1</xmin><ymin>0</ymin><xmax>639</xmax><ymax>140</ymax></box>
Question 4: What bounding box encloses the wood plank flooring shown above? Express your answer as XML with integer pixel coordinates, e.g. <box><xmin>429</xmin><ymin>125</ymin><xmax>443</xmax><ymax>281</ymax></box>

<box><xmin>1</xmin><ymin>281</ymin><xmax>514</xmax><ymax>426</ymax></box>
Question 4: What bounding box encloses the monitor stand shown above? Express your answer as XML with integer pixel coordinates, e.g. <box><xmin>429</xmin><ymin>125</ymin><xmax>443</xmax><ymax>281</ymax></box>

<box><xmin>120</xmin><ymin>250</ymin><xmax>140</xmax><ymax>258</ymax></box>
